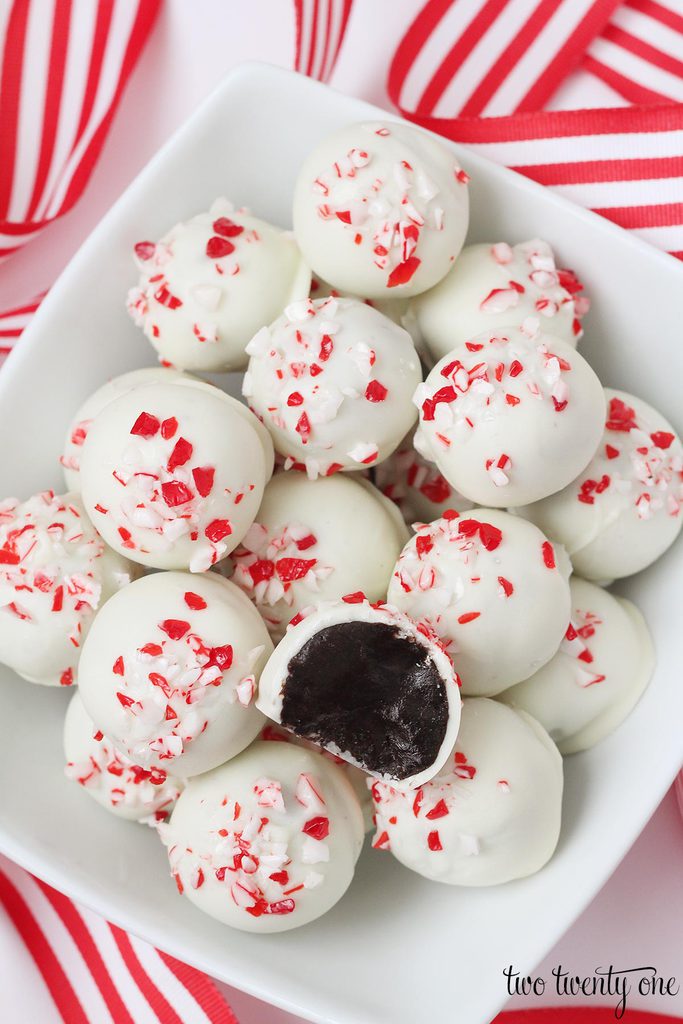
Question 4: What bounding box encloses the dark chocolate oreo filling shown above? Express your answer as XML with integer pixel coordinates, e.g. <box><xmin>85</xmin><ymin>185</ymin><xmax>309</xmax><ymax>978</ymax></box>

<box><xmin>280</xmin><ymin>620</ymin><xmax>449</xmax><ymax>780</ymax></box>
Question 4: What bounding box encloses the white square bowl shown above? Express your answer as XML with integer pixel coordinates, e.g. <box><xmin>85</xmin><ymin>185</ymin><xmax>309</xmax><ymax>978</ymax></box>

<box><xmin>0</xmin><ymin>63</ymin><xmax>682</xmax><ymax>1024</ymax></box>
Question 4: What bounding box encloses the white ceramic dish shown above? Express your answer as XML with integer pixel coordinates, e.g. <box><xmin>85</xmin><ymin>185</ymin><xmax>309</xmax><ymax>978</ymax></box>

<box><xmin>0</xmin><ymin>63</ymin><xmax>682</xmax><ymax>1024</ymax></box>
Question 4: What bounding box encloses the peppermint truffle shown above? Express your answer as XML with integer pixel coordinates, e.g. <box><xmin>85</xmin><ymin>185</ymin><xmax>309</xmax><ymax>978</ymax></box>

<box><xmin>161</xmin><ymin>740</ymin><xmax>364</xmax><ymax>932</ymax></box>
<box><xmin>409</xmin><ymin>240</ymin><xmax>587</xmax><ymax>363</ymax></box>
<box><xmin>374</xmin><ymin>431</ymin><xmax>474</xmax><ymax>527</ymax></box>
<box><xmin>64</xmin><ymin>691</ymin><xmax>183</xmax><ymax>822</ymax></box>
<box><xmin>519</xmin><ymin>389</ymin><xmax>683</xmax><ymax>580</ymax></box>
<box><xmin>387</xmin><ymin>510</ymin><xmax>571</xmax><ymax>696</ymax></box>
<box><xmin>257</xmin><ymin>597</ymin><xmax>462</xmax><ymax>789</ymax></box>
<box><xmin>61</xmin><ymin>367</ymin><xmax>192</xmax><ymax>491</ymax></box>
<box><xmin>499</xmin><ymin>578</ymin><xmax>654</xmax><ymax>754</ymax></box>
<box><xmin>0</xmin><ymin>491</ymin><xmax>136</xmax><ymax>687</ymax></box>
<box><xmin>230</xmin><ymin>472</ymin><xmax>408</xmax><ymax>638</ymax></box>
<box><xmin>80</xmin><ymin>378</ymin><xmax>274</xmax><ymax>571</ymax></box>
<box><xmin>414</xmin><ymin>325</ymin><xmax>606</xmax><ymax>507</ymax></box>
<box><xmin>244</xmin><ymin>296</ymin><xmax>421</xmax><ymax>478</ymax></box>
<box><xmin>370</xmin><ymin>698</ymin><xmax>563</xmax><ymax>885</ymax></box>
<box><xmin>77</xmin><ymin>571</ymin><xmax>272</xmax><ymax>777</ymax></box>
<box><xmin>293</xmin><ymin>121</ymin><xmax>469</xmax><ymax>298</ymax></box>
<box><xmin>127</xmin><ymin>199</ymin><xmax>311</xmax><ymax>372</ymax></box>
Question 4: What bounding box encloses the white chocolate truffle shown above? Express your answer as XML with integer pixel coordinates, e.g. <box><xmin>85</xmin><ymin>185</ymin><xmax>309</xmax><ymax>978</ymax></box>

<box><xmin>370</xmin><ymin>698</ymin><xmax>563</xmax><ymax>885</ymax></box>
<box><xmin>260</xmin><ymin>722</ymin><xmax>374</xmax><ymax>832</ymax></box>
<box><xmin>244</xmin><ymin>296</ymin><xmax>421</xmax><ymax>479</ymax></box>
<box><xmin>77</xmin><ymin>571</ymin><xmax>272</xmax><ymax>778</ymax></box>
<box><xmin>127</xmin><ymin>199</ymin><xmax>311</xmax><ymax>372</ymax></box>
<box><xmin>499</xmin><ymin>578</ymin><xmax>654</xmax><ymax>754</ymax></box>
<box><xmin>257</xmin><ymin>597</ymin><xmax>462</xmax><ymax>790</ymax></box>
<box><xmin>374</xmin><ymin>431</ymin><xmax>474</xmax><ymax>527</ymax></box>
<box><xmin>0</xmin><ymin>491</ymin><xmax>136</xmax><ymax>687</ymax></box>
<box><xmin>61</xmin><ymin>367</ymin><xmax>193</xmax><ymax>491</ymax></box>
<box><xmin>64</xmin><ymin>691</ymin><xmax>183</xmax><ymax>822</ymax></box>
<box><xmin>519</xmin><ymin>389</ymin><xmax>683</xmax><ymax>580</ymax></box>
<box><xmin>160</xmin><ymin>740</ymin><xmax>364</xmax><ymax>933</ymax></box>
<box><xmin>414</xmin><ymin>326</ymin><xmax>606</xmax><ymax>507</ymax></box>
<box><xmin>80</xmin><ymin>379</ymin><xmax>273</xmax><ymax>571</ymax></box>
<box><xmin>410</xmin><ymin>240</ymin><xmax>588</xmax><ymax>363</ymax></box>
<box><xmin>230</xmin><ymin>472</ymin><xmax>408</xmax><ymax>639</ymax></box>
<box><xmin>388</xmin><ymin>510</ymin><xmax>571</xmax><ymax>696</ymax></box>
<box><xmin>293</xmin><ymin>121</ymin><xmax>469</xmax><ymax>299</ymax></box>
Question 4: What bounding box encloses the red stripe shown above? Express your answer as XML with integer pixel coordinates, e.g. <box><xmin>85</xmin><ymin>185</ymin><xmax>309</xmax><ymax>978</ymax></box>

<box><xmin>0</xmin><ymin>295</ymin><xmax>43</xmax><ymax>318</ymax></box>
<box><xmin>625</xmin><ymin>0</ymin><xmax>683</xmax><ymax>33</ymax></box>
<box><xmin>415</xmin><ymin>0</ymin><xmax>507</xmax><ymax>116</ymax></box>
<box><xmin>669</xmin><ymin>249</ymin><xmax>683</xmax><ymax>259</ymax></box>
<box><xmin>388</xmin><ymin>0</ymin><xmax>455</xmax><ymax>107</ymax></box>
<box><xmin>305</xmin><ymin>0</ymin><xmax>320</xmax><ymax>77</ymax></box>
<box><xmin>26</xmin><ymin>0</ymin><xmax>73</xmax><ymax>220</ymax></box>
<box><xmin>516</xmin><ymin>0</ymin><xmax>622</xmax><ymax>111</ymax></box>
<box><xmin>110</xmin><ymin>924</ymin><xmax>185</xmax><ymax>1024</ymax></box>
<box><xmin>35</xmin><ymin>879</ymin><xmax>136</xmax><ymax>1024</ymax></box>
<box><xmin>0</xmin><ymin>0</ymin><xmax>32</xmax><ymax>217</ymax></box>
<box><xmin>593</xmin><ymin>201</ymin><xmax>683</xmax><ymax>229</ymax></box>
<box><xmin>0</xmin><ymin>328</ymin><xmax>26</xmax><ymax>338</ymax></box>
<box><xmin>158</xmin><ymin>950</ymin><xmax>241</xmax><ymax>1024</ymax></box>
<box><xmin>458</xmin><ymin>0</ymin><xmax>567</xmax><ymax>117</ymax></box>
<box><xmin>57</xmin><ymin>0</ymin><xmax>161</xmax><ymax>215</ymax></box>
<box><xmin>0</xmin><ymin>217</ymin><xmax>50</xmax><ymax>234</ymax></box>
<box><xmin>0</xmin><ymin>868</ymin><xmax>89</xmax><ymax>1024</ymax></box>
<box><xmin>294</xmin><ymin>0</ymin><xmax>304</xmax><ymax>71</ymax></box>
<box><xmin>602</xmin><ymin>22</ymin><xmax>683</xmax><ymax>80</ymax></box>
<box><xmin>71</xmin><ymin>0</ymin><xmax>115</xmax><ymax>151</ymax></box>
<box><xmin>512</xmin><ymin>154</ymin><xmax>683</xmax><ymax>185</ymax></box>
<box><xmin>583</xmin><ymin>53</ymin><xmax>671</xmax><ymax>103</ymax></box>
<box><xmin>317</xmin><ymin>0</ymin><xmax>333</xmax><ymax>81</ymax></box>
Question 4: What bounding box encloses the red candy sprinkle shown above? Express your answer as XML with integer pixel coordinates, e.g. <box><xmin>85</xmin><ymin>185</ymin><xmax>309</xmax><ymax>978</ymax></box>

<box><xmin>318</xmin><ymin>335</ymin><xmax>334</xmax><ymax>362</ymax></box>
<box><xmin>416</xmin><ymin>534</ymin><xmax>434</xmax><ymax>558</ymax></box>
<box><xmin>205</xmin><ymin>519</ymin><xmax>232</xmax><ymax>543</ymax></box>
<box><xmin>60</xmin><ymin>668</ymin><xmax>74</xmax><ymax>687</ymax></box>
<box><xmin>605</xmin><ymin>444</ymin><xmax>620</xmax><ymax>460</ymax></box>
<box><xmin>276</xmin><ymin>557</ymin><xmax>316</xmax><ymax>582</ymax></box>
<box><xmin>295</xmin><ymin>412</ymin><xmax>311</xmax><ymax>443</ymax></box>
<box><xmin>342</xmin><ymin>591</ymin><xmax>365</xmax><ymax>604</ymax></box>
<box><xmin>159</xmin><ymin>619</ymin><xmax>190</xmax><ymax>640</ymax></box>
<box><xmin>161</xmin><ymin>417</ymin><xmax>178</xmax><ymax>439</ymax></box>
<box><xmin>206</xmin><ymin>236</ymin><xmax>235</xmax><ymax>259</ymax></box>
<box><xmin>387</xmin><ymin>256</ymin><xmax>421</xmax><ymax>288</ymax></box>
<box><xmin>192</xmin><ymin>466</ymin><xmax>215</xmax><ymax>497</ymax></box>
<box><xmin>167</xmin><ymin>437</ymin><xmax>193</xmax><ymax>472</ymax></box>
<box><xmin>427</xmin><ymin>830</ymin><xmax>443</xmax><ymax>852</ymax></box>
<box><xmin>130</xmin><ymin>412</ymin><xmax>160</xmax><ymax>437</ymax></box>
<box><xmin>287</xmin><ymin>392</ymin><xmax>304</xmax><ymax>407</ymax></box>
<box><xmin>508</xmin><ymin>360</ymin><xmax>523</xmax><ymax>377</ymax></box>
<box><xmin>651</xmin><ymin>431</ymin><xmax>675</xmax><ymax>449</ymax></box>
<box><xmin>606</xmin><ymin>397</ymin><xmax>637</xmax><ymax>432</ymax></box>
<box><xmin>542</xmin><ymin>541</ymin><xmax>556</xmax><ymax>569</ymax></box>
<box><xmin>498</xmin><ymin>576</ymin><xmax>514</xmax><ymax>597</ymax></box>
<box><xmin>458</xmin><ymin>611</ymin><xmax>481</xmax><ymax>625</ymax></box>
<box><xmin>302</xmin><ymin>816</ymin><xmax>330</xmax><ymax>840</ymax></box>
<box><xmin>184</xmin><ymin>591</ymin><xmax>207</xmax><ymax>610</ymax></box>
<box><xmin>365</xmin><ymin>380</ymin><xmax>388</xmax><ymax>403</ymax></box>
<box><xmin>426</xmin><ymin>799</ymin><xmax>449</xmax><ymax>820</ymax></box>
<box><xmin>116</xmin><ymin>692</ymin><xmax>136</xmax><ymax>708</ymax></box>
<box><xmin>213</xmin><ymin>217</ymin><xmax>244</xmax><ymax>238</ymax></box>
<box><xmin>207</xmin><ymin>645</ymin><xmax>233</xmax><ymax>671</ymax></box>
<box><xmin>295</xmin><ymin>534</ymin><xmax>317</xmax><ymax>551</ymax></box>
<box><xmin>112</xmin><ymin>656</ymin><xmax>125</xmax><ymax>676</ymax></box>
<box><xmin>134</xmin><ymin>241</ymin><xmax>155</xmax><ymax>261</ymax></box>
<box><xmin>421</xmin><ymin>385</ymin><xmax>456</xmax><ymax>422</ymax></box>
<box><xmin>161</xmin><ymin>480</ymin><xmax>194</xmax><ymax>507</ymax></box>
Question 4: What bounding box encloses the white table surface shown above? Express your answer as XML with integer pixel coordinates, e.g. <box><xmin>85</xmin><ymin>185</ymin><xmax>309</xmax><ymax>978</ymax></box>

<box><xmin>1</xmin><ymin>3</ymin><xmax>681</xmax><ymax>1021</ymax></box>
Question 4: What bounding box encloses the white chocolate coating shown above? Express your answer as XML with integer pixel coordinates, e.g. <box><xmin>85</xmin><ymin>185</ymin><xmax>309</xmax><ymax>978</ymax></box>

<box><xmin>80</xmin><ymin>379</ymin><xmax>273</xmax><ymax>571</ymax></box>
<box><xmin>370</xmin><ymin>698</ymin><xmax>563</xmax><ymax>885</ymax></box>
<box><xmin>77</xmin><ymin>571</ymin><xmax>272</xmax><ymax>777</ymax></box>
<box><xmin>410</xmin><ymin>240</ymin><xmax>587</xmax><ymax>362</ymax></box>
<box><xmin>0</xmin><ymin>491</ymin><xmax>136</xmax><ymax>687</ymax></box>
<box><xmin>499</xmin><ymin>578</ymin><xmax>654</xmax><ymax>754</ymax></box>
<box><xmin>61</xmin><ymin>367</ymin><xmax>193</xmax><ymax>491</ymax></box>
<box><xmin>414</xmin><ymin>325</ymin><xmax>606</xmax><ymax>507</ymax></box>
<box><xmin>160</xmin><ymin>741</ymin><xmax>364</xmax><ymax>933</ymax></box>
<box><xmin>230</xmin><ymin>472</ymin><xmax>408</xmax><ymax>639</ymax></box>
<box><xmin>127</xmin><ymin>199</ymin><xmax>311</xmax><ymax>372</ymax></box>
<box><xmin>244</xmin><ymin>296</ymin><xmax>421</xmax><ymax>478</ymax></box>
<box><xmin>293</xmin><ymin>121</ymin><xmax>469</xmax><ymax>299</ymax></box>
<box><xmin>257</xmin><ymin>597</ymin><xmax>462</xmax><ymax>790</ymax></box>
<box><xmin>387</xmin><ymin>510</ymin><xmax>572</xmax><ymax>696</ymax></box>
<box><xmin>519</xmin><ymin>389</ymin><xmax>683</xmax><ymax>580</ymax></box>
<box><xmin>64</xmin><ymin>692</ymin><xmax>184</xmax><ymax>822</ymax></box>
<box><xmin>374</xmin><ymin>431</ymin><xmax>474</xmax><ymax>527</ymax></box>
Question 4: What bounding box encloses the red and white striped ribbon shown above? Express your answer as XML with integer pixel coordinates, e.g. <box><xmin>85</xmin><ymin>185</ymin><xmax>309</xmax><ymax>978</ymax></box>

<box><xmin>294</xmin><ymin>0</ymin><xmax>354</xmax><ymax>82</ymax></box>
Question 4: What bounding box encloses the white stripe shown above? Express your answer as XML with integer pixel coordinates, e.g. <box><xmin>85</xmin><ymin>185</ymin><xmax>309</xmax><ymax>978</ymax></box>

<box><xmin>129</xmin><ymin>936</ymin><xmax>213</xmax><ymax>1024</ymax></box>
<box><xmin>398</xmin><ymin>0</ymin><xmax>484</xmax><ymax>113</ymax></box>
<box><xmin>628</xmin><ymin>223</ymin><xmax>683</xmax><ymax>250</ymax></box>
<box><xmin>461</xmin><ymin>128</ymin><xmax>683</xmax><ymax>166</ymax></box>
<box><xmin>76</xmin><ymin>906</ymin><xmax>159</xmax><ymax>1024</ymax></box>
<box><xmin>588</xmin><ymin>36</ymin><xmax>683</xmax><ymax>99</ymax></box>
<box><xmin>611</xmin><ymin>5</ymin><xmax>683</xmax><ymax>62</ymax></box>
<box><xmin>552</xmin><ymin>175</ymin><xmax>683</xmax><ymax>208</ymax></box>
<box><xmin>1</xmin><ymin>862</ymin><xmax>115</xmax><ymax>1024</ymax></box>
<box><xmin>43</xmin><ymin>0</ymin><xmax>139</xmax><ymax>219</ymax></box>
<box><xmin>483</xmin><ymin>0</ymin><xmax>598</xmax><ymax>116</ymax></box>
<box><xmin>311</xmin><ymin>0</ymin><xmax>330</xmax><ymax>80</ymax></box>
<box><xmin>297</xmin><ymin>0</ymin><xmax>314</xmax><ymax>74</ymax></box>
<box><xmin>6</xmin><ymin>0</ymin><xmax>53</xmax><ymax>221</ymax></box>
<box><xmin>0</xmin><ymin>312</ymin><xmax>37</xmax><ymax>332</ymax></box>
<box><xmin>433</xmin><ymin>0</ymin><xmax>544</xmax><ymax>117</ymax></box>
<box><xmin>0</xmin><ymin>901</ymin><xmax>61</xmax><ymax>1023</ymax></box>
<box><xmin>0</xmin><ymin>227</ymin><xmax>43</xmax><ymax>248</ymax></box>
<box><xmin>34</xmin><ymin>0</ymin><xmax>98</xmax><ymax>225</ymax></box>
<box><xmin>322</xmin><ymin>0</ymin><xmax>343</xmax><ymax>81</ymax></box>
<box><xmin>548</xmin><ymin>65</ymin><xmax>629</xmax><ymax>110</ymax></box>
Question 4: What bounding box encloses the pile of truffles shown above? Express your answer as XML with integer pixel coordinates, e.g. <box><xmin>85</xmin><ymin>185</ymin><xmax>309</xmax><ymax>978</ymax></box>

<box><xmin>2</xmin><ymin>121</ymin><xmax>680</xmax><ymax>934</ymax></box>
